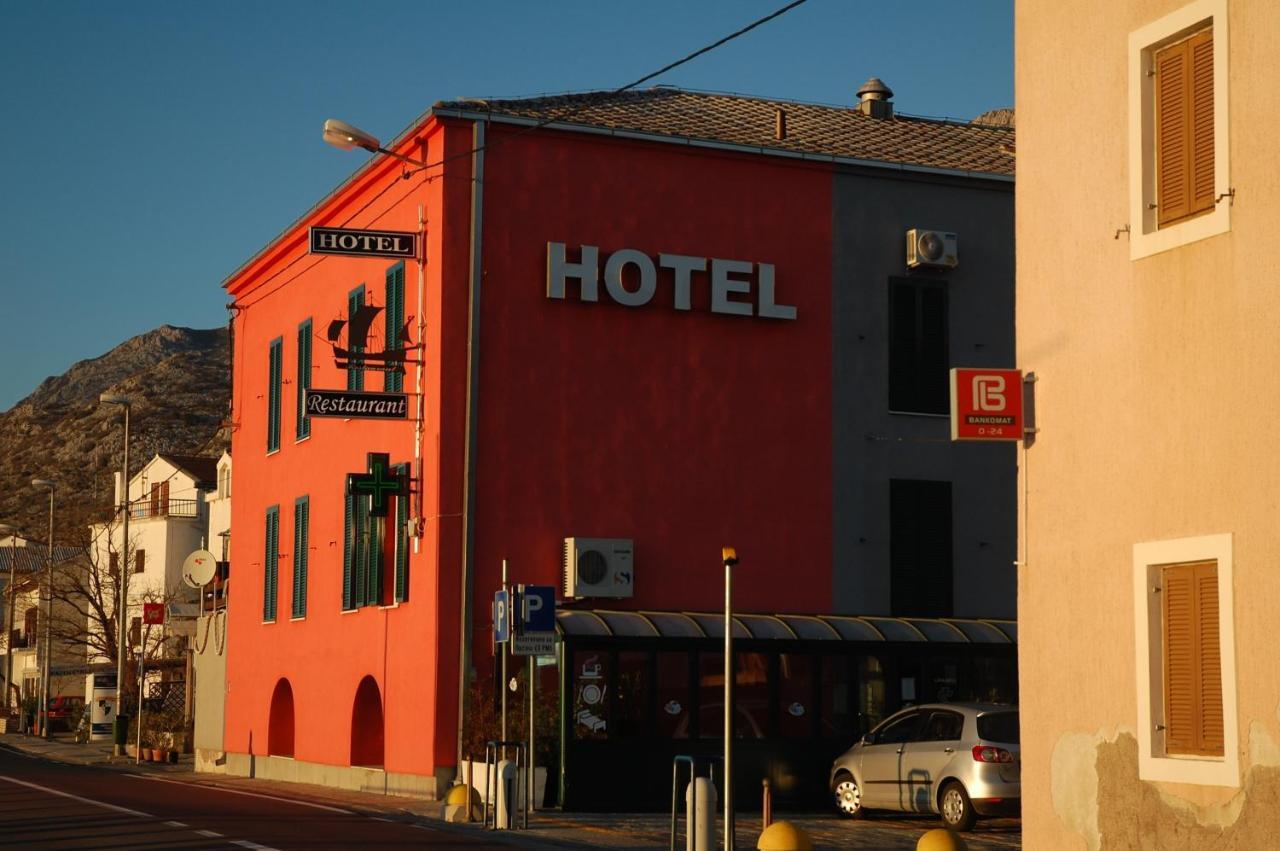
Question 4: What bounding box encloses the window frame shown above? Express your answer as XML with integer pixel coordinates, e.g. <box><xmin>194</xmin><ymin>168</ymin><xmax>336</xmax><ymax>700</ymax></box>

<box><xmin>1132</xmin><ymin>533</ymin><xmax>1238</xmax><ymax>786</ymax></box>
<box><xmin>1128</xmin><ymin>0</ymin><xmax>1230</xmax><ymax>259</ymax></box>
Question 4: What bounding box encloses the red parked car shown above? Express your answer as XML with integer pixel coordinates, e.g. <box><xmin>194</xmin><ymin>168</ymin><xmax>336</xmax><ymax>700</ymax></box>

<box><xmin>46</xmin><ymin>696</ymin><xmax>85</xmax><ymax>732</ymax></box>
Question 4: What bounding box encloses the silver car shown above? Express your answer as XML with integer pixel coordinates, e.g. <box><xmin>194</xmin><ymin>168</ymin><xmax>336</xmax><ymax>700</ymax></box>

<box><xmin>828</xmin><ymin>703</ymin><xmax>1020</xmax><ymax>831</ymax></box>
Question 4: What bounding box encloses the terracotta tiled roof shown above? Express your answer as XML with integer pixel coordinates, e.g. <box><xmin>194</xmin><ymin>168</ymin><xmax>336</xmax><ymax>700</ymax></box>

<box><xmin>435</xmin><ymin>87</ymin><xmax>1014</xmax><ymax>177</ymax></box>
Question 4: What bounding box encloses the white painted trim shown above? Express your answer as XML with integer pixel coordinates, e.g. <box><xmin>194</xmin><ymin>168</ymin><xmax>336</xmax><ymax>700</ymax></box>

<box><xmin>1128</xmin><ymin>0</ymin><xmax>1230</xmax><ymax>260</ymax></box>
<box><xmin>1132</xmin><ymin>532</ymin><xmax>1238</xmax><ymax>787</ymax></box>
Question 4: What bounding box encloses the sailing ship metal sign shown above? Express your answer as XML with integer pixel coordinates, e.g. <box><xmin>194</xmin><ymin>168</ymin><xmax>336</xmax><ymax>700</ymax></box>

<box><xmin>327</xmin><ymin>299</ymin><xmax>412</xmax><ymax>376</ymax></box>
<box><xmin>303</xmin><ymin>389</ymin><xmax>408</xmax><ymax>420</ymax></box>
<box><xmin>310</xmin><ymin>226</ymin><xmax>417</xmax><ymax>259</ymax></box>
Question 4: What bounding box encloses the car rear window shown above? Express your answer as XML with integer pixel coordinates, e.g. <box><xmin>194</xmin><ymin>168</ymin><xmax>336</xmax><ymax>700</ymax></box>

<box><xmin>977</xmin><ymin>711</ymin><xmax>1019</xmax><ymax>744</ymax></box>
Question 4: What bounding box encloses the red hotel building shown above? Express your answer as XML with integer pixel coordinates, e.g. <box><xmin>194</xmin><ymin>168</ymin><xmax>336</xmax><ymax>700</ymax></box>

<box><xmin>218</xmin><ymin>82</ymin><xmax>1017</xmax><ymax>808</ymax></box>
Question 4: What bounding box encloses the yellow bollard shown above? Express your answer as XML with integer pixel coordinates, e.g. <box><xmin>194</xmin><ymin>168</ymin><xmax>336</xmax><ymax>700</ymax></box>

<box><xmin>917</xmin><ymin>828</ymin><xmax>968</xmax><ymax>851</ymax></box>
<box><xmin>756</xmin><ymin>820</ymin><xmax>813</xmax><ymax>851</ymax></box>
<box><xmin>443</xmin><ymin>783</ymin><xmax>481</xmax><ymax>823</ymax></box>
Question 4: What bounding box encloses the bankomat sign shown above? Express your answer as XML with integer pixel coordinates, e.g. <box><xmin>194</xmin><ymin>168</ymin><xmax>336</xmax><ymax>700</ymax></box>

<box><xmin>950</xmin><ymin>368</ymin><xmax>1024</xmax><ymax>441</ymax></box>
<box><xmin>546</xmin><ymin>242</ymin><xmax>796</xmax><ymax>320</ymax></box>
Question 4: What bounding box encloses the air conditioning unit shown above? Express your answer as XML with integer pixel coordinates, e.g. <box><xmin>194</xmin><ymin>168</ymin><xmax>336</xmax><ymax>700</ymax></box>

<box><xmin>906</xmin><ymin>228</ymin><xmax>958</xmax><ymax>270</ymax></box>
<box><xmin>564</xmin><ymin>537</ymin><xmax>634</xmax><ymax>599</ymax></box>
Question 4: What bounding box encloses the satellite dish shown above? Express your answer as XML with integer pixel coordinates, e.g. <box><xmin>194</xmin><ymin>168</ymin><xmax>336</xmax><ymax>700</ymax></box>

<box><xmin>182</xmin><ymin>550</ymin><xmax>217</xmax><ymax>588</ymax></box>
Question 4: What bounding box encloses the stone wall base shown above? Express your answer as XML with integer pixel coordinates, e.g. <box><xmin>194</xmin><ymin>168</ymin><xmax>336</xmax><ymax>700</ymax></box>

<box><xmin>201</xmin><ymin>750</ymin><xmax>445</xmax><ymax>801</ymax></box>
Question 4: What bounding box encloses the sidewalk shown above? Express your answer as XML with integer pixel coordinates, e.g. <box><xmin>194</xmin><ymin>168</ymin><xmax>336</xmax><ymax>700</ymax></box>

<box><xmin>0</xmin><ymin>734</ymin><xmax>1019</xmax><ymax>850</ymax></box>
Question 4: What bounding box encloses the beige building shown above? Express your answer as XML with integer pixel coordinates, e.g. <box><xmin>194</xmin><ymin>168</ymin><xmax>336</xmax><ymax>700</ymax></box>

<box><xmin>1017</xmin><ymin>0</ymin><xmax>1280</xmax><ymax>847</ymax></box>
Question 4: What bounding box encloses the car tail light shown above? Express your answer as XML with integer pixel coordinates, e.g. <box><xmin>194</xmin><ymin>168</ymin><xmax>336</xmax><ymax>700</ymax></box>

<box><xmin>972</xmin><ymin>745</ymin><xmax>1015</xmax><ymax>763</ymax></box>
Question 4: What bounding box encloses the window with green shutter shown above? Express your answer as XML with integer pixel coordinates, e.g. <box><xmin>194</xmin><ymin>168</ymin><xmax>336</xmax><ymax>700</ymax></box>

<box><xmin>394</xmin><ymin>463</ymin><xmax>409</xmax><ymax>603</ymax></box>
<box><xmin>296</xmin><ymin>319</ymin><xmax>312</xmax><ymax>439</ymax></box>
<box><xmin>292</xmin><ymin>496</ymin><xmax>309</xmax><ymax>619</ymax></box>
<box><xmin>348</xmin><ymin>286</ymin><xmax>365</xmax><ymax>391</ymax></box>
<box><xmin>267</xmin><ymin>337</ymin><xmax>283</xmax><ymax>452</ymax></box>
<box><xmin>342</xmin><ymin>491</ymin><xmax>355</xmax><ymax>611</ymax></box>
<box><xmin>385</xmin><ymin>263</ymin><xmax>405</xmax><ymax>392</ymax></box>
<box><xmin>263</xmin><ymin>505</ymin><xmax>279</xmax><ymax>622</ymax></box>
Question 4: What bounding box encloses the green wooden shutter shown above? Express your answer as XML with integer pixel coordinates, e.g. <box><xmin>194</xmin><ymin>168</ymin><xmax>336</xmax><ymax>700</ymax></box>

<box><xmin>348</xmin><ymin>286</ymin><xmax>365</xmax><ymax>391</ymax></box>
<box><xmin>296</xmin><ymin>320</ymin><xmax>312</xmax><ymax>439</ymax></box>
<box><xmin>385</xmin><ymin>264</ymin><xmax>405</xmax><ymax>392</ymax></box>
<box><xmin>342</xmin><ymin>488</ymin><xmax>355</xmax><ymax>610</ymax></box>
<box><xmin>354</xmin><ymin>493</ymin><xmax>370</xmax><ymax>607</ymax></box>
<box><xmin>267</xmin><ymin>338</ymin><xmax>283</xmax><ymax>452</ymax></box>
<box><xmin>293</xmin><ymin>497</ymin><xmax>308</xmax><ymax>618</ymax></box>
<box><xmin>264</xmin><ymin>506</ymin><xmax>279</xmax><ymax>621</ymax></box>
<box><xmin>394</xmin><ymin>464</ymin><xmax>409</xmax><ymax>603</ymax></box>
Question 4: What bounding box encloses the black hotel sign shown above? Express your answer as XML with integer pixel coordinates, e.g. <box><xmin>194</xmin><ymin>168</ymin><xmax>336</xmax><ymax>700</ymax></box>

<box><xmin>304</xmin><ymin>389</ymin><xmax>408</xmax><ymax>420</ymax></box>
<box><xmin>309</xmin><ymin>226</ymin><xmax>417</xmax><ymax>259</ymax></box>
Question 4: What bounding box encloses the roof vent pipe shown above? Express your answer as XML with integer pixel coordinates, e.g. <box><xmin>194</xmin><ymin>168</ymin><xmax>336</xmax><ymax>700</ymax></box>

<box><xmin>775</xmin><ymin>108</ymin><xmax>787</xmax><ymax>141</ymax></box>
<box><xmin>856</xmin><ymin>77</ymin><xmax>894</xmax><ymax>119</ymax></box>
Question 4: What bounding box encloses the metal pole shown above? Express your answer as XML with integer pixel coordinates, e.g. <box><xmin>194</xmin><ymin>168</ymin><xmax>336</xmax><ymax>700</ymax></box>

<box><xmin>528</xmin><ymin>654</ymin><xmax>535</xmax><ymax>813</ymax></box>
<box><xmin>4</xmin><ymin>532</ymin><xmax>17</xmax><ymax>714</ymax></box>
<box><xmin>39</xmin><ymin>489</ymin><xmax>53</xmax><ymax>738</ymax></box>
<box><xmin>135</xmin><ymin>631</ymin><xmax>145</xmax><ymax>764</ymax></box>
<box><xmin>500</xmin><ymin>559</ymin><xmax>507</xmax><ymax>759</ymax></box>
<box><xmin>115</xmin><ymin>405</ymin><xmax>130</xmax><ymax>755</ymax></box>
<box><xmin>722</xmin><ymin>548</ymin><xmax>738</xmax><ymax>851</ymax></box>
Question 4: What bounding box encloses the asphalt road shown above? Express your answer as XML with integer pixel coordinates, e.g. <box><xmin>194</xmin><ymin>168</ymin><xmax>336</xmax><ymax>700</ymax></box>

<box><xmin>0</xmin><ymin>747</ymin><xmax>497</xmax><ymax>850</ymax></box>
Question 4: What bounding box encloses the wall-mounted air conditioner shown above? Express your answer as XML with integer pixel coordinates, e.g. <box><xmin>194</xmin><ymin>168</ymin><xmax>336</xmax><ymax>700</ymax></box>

<box><xmin>906</xmin><ymin>228</ymin><xmax>958</xmax><ymax>270</ymax></box>
<box><xmin>563</xmin><ymin>537</ymin><xmax>634</xmax><ymax>599</ymax></box>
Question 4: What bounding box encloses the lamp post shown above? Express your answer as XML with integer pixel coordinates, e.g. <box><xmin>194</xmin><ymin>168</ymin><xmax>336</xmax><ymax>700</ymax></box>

<box><xmin>100</xmin><ymin>393</ymin><xmax>132</xmax><ymax>755</ymax></box>
<box><xmin>722</xmin><ymin>547</ymin><xmax>739</xmax><ymax>851</ymax></box>
<box><xmin>31</xmin><ymin>480</ymin><xmax>54</xmax><ymax>738</ymax></box>
<box><xmin>321</xmin><ymin>118</ymin><xmax>430</xmax><ymax>168</ymax></box>
<box><xmin>0</xmin><ymin>524</ymin><xmax>17</xmax><ymax>715</ymax></box>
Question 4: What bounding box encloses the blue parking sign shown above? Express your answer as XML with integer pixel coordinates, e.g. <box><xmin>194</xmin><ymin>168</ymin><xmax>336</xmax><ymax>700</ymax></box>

<box><xmin>494</xmin><ymin>589</ymin><xmax>510</xmax><ymax>643</ymax></box>
<box><xmin>521</xmin><ymin>585</ymin><xmax>556</xmax><ymax>634</ymax></box>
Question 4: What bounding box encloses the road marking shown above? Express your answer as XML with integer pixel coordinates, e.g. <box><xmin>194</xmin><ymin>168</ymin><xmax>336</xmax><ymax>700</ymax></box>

<box><xmin>370</xmin><ymin>816</ymin><xmax>395</xmax><ymax>822</ymax></box>
<box><xmin>231</xmin><ymin>842</ymin><xmax>280</xmax><ymax>850</ymax></box>
<box><xmin>123</xmin><ymin>773</ymin><xmax>352</xmax><ymax>813</ymax></box>
<box><xmin>0</xmin><ymin>774</ymin><xmax>151</xmax><ymax>817</ymax></box>
<box><xmin>166</xmin><ymin>820</ymin><xmax>189</xmax><ymax>828</ymax></box>
<box><xmin>195</xmin><ymin>829</ymin><xmax>223</xmax><ymax>838</ymax></box>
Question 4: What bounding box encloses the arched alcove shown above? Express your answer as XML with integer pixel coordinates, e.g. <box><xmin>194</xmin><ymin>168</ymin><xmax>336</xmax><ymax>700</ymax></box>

<box><xmin>267</xmin><ymin>678</ymin><xmax>295</xmax><ymax>758</ymax></box>
<box><xmin>350</xmin><ymin>675</ymin><xmax>384</xmax><ymax>767</ymax></box>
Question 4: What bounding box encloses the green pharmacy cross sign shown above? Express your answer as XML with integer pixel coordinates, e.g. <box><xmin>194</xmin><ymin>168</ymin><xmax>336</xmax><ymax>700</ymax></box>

<box><xmin>347</xmin><ymin>452</ymin><xmax>407</xmax><ymax>517</ymax></box>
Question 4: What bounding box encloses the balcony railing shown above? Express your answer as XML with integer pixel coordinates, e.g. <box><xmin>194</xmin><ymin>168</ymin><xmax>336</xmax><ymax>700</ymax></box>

<box><xmin>128</xmin><ymin>498</ymin><xmax>199</xmax><ymax>520</ymax></box>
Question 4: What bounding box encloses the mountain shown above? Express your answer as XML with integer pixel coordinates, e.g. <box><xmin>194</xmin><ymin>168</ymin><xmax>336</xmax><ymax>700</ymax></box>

<box><xmin>0</xmin><ymin>325</ymin><xmax>230</xmax><ymax>544</ymax></box>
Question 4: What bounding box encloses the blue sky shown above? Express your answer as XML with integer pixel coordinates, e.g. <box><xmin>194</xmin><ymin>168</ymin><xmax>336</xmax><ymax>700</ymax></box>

<box><xmin>0</xmin><ymin>0</ymin><xmax>1011</xmax><ymax>411</ymax></box>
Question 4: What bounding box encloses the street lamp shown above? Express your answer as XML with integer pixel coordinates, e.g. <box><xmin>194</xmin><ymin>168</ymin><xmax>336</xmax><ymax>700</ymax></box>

<box><xmin>31</xmin><ymin>479</ymin><xmax>54</xmax><ymax>738</ymax></box>
<box><xmin>322</xmin><ymin>119</ymin><xmax>429</xmax><ymax>168</ymax></box>
<box><xmin>100</xmin><ymin>392</ymin><xmax>132</xmax><ymax>754</ymax></box>
<box><xmin>722</xmin><ymin>547</ymin><xmax>739</xmax><ymax>851</ymax></box>
<box><xmin>0</xmin><ymin>523</ymin><xmax>18</xmax><ymax>715</ymax></box>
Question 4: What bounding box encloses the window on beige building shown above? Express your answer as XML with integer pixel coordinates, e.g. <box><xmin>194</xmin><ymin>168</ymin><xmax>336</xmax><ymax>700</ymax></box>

<box><xmin>1161</xmin><ymin>561</ymin><xmax>1223</xmax><ymax>757</ymax></box>
<box><xmin>1153</xmin><ymin>27</ymin><xmax>1214</xmax><ymax>228</ymax></box>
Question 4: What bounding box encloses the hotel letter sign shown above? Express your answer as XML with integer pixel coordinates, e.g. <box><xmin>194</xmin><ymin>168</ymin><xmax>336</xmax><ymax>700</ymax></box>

<box><xmin>310</xmin><ymin>227</ymin><xmax>417</xmax><ymax>259</ymax></box>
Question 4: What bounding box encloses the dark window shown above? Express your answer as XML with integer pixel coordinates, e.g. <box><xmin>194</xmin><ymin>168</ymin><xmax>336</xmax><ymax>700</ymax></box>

<box><xmin>735</xmin><ymin>652</ymin><xmax>770</xmax><ymax>739</ymax></box>
<box><xmin>920</xmin><ymin>711</ymin><xmax>965</xmax><ymax>742</ymax></box>
<box><xmin>655</xmin><ymin>652</ymin><xmax>690</xmax><ymax>739</ymax></box>
<box><xmin>267</xmin><ymin>337</ymin><xmax>283</xmax><ymax>452</ymax></box>
<box><xmin>857</xmin><ymin>655</ymin><xmax>887</xmax><ymax>734</ymax></box>
<box><xmin>384</xmin><ymin>263</ymin><xmax>405</xmax><ymax>392</ymax></box>
<box><xmin>129</xmin><ymin>616</ymin><xmax>140</xmax><ymax>648</ymax></box>
<box><xmin>108</xmin><ymin>552</ymin><xmax>118</xmax><ymax>574</ymax></box>
<box><xmin>888</xmin><ymin>278</ymin><xmax>948</xmax><ymax>414</ymax></box>
<box><xmin>134</xmin><ymin>548</ymin><xmax>145</xmax><ymax>574</ymax></box>
<box><xmin>572</xmin><ymin>651</ymin><xmax>609</xmax><ymax>740</ymax></box>
<box><xmin>347</xmin><ymin>286</ymin><xmax>365</xmax><ymax>391</ymax></box>
<box><xmin>291</xmin><ymin>497</ymin><xmax>308</xmax><ymax>619</ymax></box>
<box><xmin>343</xmin><ymin>488</ymin><xmax>384</xmax><ymax>611</ymax></box>
<box><xmin>614</xmin><ymin>651</ymin><xmax>650</xmax><ymax>739</ymax></box>
<box><xmin>697</xmin><ymin>652</ymin><xmax>724</xmax><ymax>739</ymax></box>
<box><xmin>890</xmin><ymin>478</ymin><xmax>953</xmax><ymax>617</ymax></box>
<box><xmin>296</xmin><ymin>319</ymin><xmax>312</xmax><ymax>439</ymax></box>
<box><xmin>263</xmin><ymin>505</ymin><xmax>279</xmax><ymax>622</ymax></box>
<box><xmin>819</xmin><ymin>655</ymin><xmax>853</xmax><ymax>739</ymax></box>
<box><xmin>778</xmin><ymin>653</ymin><xmax>813</xmax><ymax>739</ymax></box>
<box><xmin>977</xmin><ymin>711</ymin><xmax>1020</xmax><ymax>745</ymax></box>
<box><xmin>872</xmin><ymin>711</ymin><xmax>921</xmax><ymax>745</ymax></box>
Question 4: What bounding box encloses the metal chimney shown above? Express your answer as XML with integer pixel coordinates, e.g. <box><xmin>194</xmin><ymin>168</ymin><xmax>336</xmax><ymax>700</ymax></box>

<box><xmin>856</xmin><ymin>77</ymin><xmax>894</xmax><ymax>119</ymax></box>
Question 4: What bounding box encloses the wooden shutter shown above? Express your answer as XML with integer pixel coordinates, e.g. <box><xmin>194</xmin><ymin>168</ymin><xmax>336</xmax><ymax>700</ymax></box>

<box><xmin>134</xmin><ymin>549</ymin><xmax>145</xmax><ymax>574</ymax></box>
<box><xmin>385</xmin><ymin>264</ymin><xmax>405</xmax><ymax>392</ymax></box>
<box><xmin>1162</xmin><ymin>561</ymin><xmax>1223</xmax><ymax>756</ymax></box>
<box><xmin>394</xmin><ymin>464</ymin><xmax>409</xmax><ymax>603</ymax></box>
<box><xmin>342</xmin><ymin>490</ymin><xmax>355</xmax><ymax>610</ymax></box>
<box><xmin>296</xmin><ymin>320</ymin><xmax>312</xmax><ymax>439</ymax></box>
<box><xmin>348</xmin><ymin>287</ymin><xmax>364</xmax><ymax>391</ymax></box>
<box><xmin>292</xmin><ymin>497</ymin><xmax>308</xmax><ymax>619</ymax></box>
<box><xmin>268</xmin><ymin>338</ymin><xmax>283</xmax><ymax>451</ymax></box>
<box><xmin>1156</xmin><ymin>28</ymin><xmax>1214</xmax><ymax>227</ymax></box>
<box><xmin>263</xmin><ymin>506</ymin><xmax>278</xmax><ymax>622</ymax></box>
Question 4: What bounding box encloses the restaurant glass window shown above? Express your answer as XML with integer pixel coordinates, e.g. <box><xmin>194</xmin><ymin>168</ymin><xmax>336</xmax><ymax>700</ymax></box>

<box><xmin>735</xmin><ymin>651</ymin><xmax>770</xmax><ymax>739</ymax></box>
<box><xmin>970</xmin><ymin>655</ymin><xmax>1018</xmax><ymax>704</ymax></box>
<box><xmin>778</xmin><ymin>653</ymin><xmax>813</xmax><ymax>739</ymax></box>
<box><xmin>858</xmin><ymin>655</ymin><xmax>887</xmax><ymax>734</ymax></box>
<box><xmin>698</xmin><ymin>652</ymin><xmax>724</xmax><ymax>738</ymax></box>
<box><xmin>655</xmin><ymin>651</ymin><xmax>690</xmax><ymax>739</ymax></box>
<box><xmin>614</xmin><ymin>651</ymin><xmax>650</xmax><ymax>739</ymax></box>
<box><xmin>572</xmin><ymin>651</ymin><xmax>609</xmax><ymax>741</ymax></box>
<box><xmin>928</xmin><ymin>656</ymin><xmax>961</xmax><ymax>703</ymax></box>
<box><xmin>819</xmin><ymin>655</ymin><xmax>853</xmax><ymax>738</ymax></box>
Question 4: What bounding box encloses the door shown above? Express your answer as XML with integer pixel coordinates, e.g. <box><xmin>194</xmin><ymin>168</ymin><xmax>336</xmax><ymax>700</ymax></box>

<box><xmin>858</xmin><ymin>710</ymin><xmax>921</xmax><ymax>809</ymax></box>
<box><xmin>900</xmin><ymin>709</ymin><xmax>965</xmax><ymax>813</ymax></box>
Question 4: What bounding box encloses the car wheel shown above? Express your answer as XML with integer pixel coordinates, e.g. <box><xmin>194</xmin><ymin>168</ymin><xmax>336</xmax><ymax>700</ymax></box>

<box><xmin>939</xmin><ymin>780</ymin><xmax>976</xmax><ymax>831</ymax></box>
<box><xmin>832</xmin><ymin>772</ymin><xmax>863</xmax><ymax>819</ymax></box>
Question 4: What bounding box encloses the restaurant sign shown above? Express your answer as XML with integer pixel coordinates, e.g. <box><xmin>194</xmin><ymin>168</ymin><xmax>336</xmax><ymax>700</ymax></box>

<box><xmin>304</xmin><ymin>389</ymin><xmax>408</xmax><ymax>420</ymax></box>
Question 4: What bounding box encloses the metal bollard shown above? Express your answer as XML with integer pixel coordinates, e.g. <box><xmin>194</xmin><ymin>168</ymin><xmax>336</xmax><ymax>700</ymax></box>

<box><xmin>685</xmin><ymin>776</ymin><xmax>717</xmax><ymax>851</ymax></box>
<box><xmin>762</xmin><ymin>778</ymin><xmax>772</xmax><ymax>829</ymax></box>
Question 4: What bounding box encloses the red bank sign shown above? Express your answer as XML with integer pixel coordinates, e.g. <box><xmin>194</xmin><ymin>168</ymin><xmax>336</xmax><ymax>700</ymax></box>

<box><xmin>950</xmin><ymin>368</ymin><xmax>1024</xmax><ymax>441</ymax></box>
<box><xmin>142</xmin><ymin>602</ymin><xmax>166</xmax><ymax>625</ymax></box>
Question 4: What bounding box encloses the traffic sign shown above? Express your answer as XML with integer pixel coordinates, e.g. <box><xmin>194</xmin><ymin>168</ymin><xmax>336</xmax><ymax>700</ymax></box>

<box><xmin>518</xmin><ymin>585</ymin><xmax>556</xmax><ymax>635</ymax></box>
<box><xmin>142</xmin><ymin>602</ymin><xmax>166</xmax><ymax>625</ymax></box>
<box><xmin>494</xmin><ymin>589</ymin><xmax>510</xmax><ymax>643</ymax></box>
<box><xmin>513</xmin><ymin>633</ymin><xmax>555</xmax><ymax>657</ymax></box>
<box><xmin>950</xmin><ymin>368</ymin><xmax>1024</xmax><ymax>441</ymax></box>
